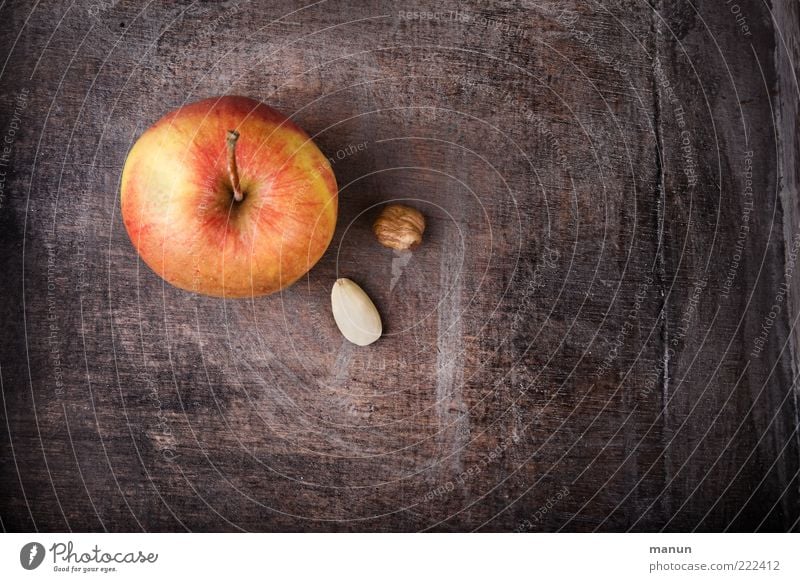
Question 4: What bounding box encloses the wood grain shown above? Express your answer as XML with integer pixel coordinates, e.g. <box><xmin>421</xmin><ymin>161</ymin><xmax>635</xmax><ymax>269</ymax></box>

<box><xmin>0</xmin><ymin>0</ymin><xmax>798</xmax><ymax>532</ymax></box>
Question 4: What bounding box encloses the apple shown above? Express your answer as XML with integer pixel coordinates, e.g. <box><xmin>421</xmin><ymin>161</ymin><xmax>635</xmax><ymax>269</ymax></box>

<box><xmin>120</xmin><ymin>95</ymin><xmax>338</xmax><ymax>298</ymax></box>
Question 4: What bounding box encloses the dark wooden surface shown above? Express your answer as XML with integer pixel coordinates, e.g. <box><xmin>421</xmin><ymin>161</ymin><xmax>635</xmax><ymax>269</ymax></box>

<box><xmin>1</xmin><ymin>0</ymin><xmax>799</xmax><ymax>532</ymax></box>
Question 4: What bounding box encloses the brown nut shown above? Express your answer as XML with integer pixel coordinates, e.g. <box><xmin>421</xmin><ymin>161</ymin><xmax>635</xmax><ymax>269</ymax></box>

<box><xmin>372</xmin><ymin>204</ymin><xmax>426</xmax><ymax>251</ymax></box>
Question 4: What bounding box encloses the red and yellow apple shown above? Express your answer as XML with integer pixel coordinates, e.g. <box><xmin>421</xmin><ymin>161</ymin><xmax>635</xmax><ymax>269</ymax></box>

<box><xmin>120</xmin><ymin>95</ymin><xmax>337</xmax><ymax>297</ymax></box>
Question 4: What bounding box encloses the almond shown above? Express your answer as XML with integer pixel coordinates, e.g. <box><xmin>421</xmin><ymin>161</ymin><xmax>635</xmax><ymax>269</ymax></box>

<box><xmin>331</xmin><ymin>278</ymin><xmax>382</xmax><ymax>346</ymax></box>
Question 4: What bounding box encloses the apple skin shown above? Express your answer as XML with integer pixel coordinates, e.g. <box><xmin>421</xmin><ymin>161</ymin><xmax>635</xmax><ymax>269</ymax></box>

<box><xmin>121</xmin><ymin>96</ymin><xmax>337</xmax><ymax>298</ymax></box>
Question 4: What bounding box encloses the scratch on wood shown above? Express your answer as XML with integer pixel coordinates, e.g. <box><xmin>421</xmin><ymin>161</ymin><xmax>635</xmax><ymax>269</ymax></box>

<box><xmin>435</xmin><ymin>223</ymin><xmax>469</xmax><ymax>476</ymax></box>
<box><xmin>773</xmin><ymin>0</ymin><xmax>800</xmax><ymax>523</ymax></box>
<box><xmin>651</xmin><ymin>0</ymin><xmax>673</xmax><ymax>513</ymax></box>
<box><xmin>331</xmin><ymin>340</ymin><xmax>355</xmax><ymax>387</ymax></box>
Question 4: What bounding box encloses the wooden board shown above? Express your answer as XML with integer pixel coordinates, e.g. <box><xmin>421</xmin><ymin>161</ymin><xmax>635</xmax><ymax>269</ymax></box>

<box><xmin>0</xmin><ymin>0</ymin><xmax>798</xmax><ymax>532</ymax></box>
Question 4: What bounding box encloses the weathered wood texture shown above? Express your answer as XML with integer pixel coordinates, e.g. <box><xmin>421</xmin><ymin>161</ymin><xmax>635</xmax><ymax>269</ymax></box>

<box><xmin>0</xmin><ymin>0</ymin><xmax>798</xmax><ymax>532</ymax></box>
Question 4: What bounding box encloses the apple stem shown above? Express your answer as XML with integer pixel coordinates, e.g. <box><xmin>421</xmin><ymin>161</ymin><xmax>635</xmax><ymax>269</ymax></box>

<box><xmin>226</xmin><ymin>130</ymin><xmax>244</xmax><ymax>202</ymax></box>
